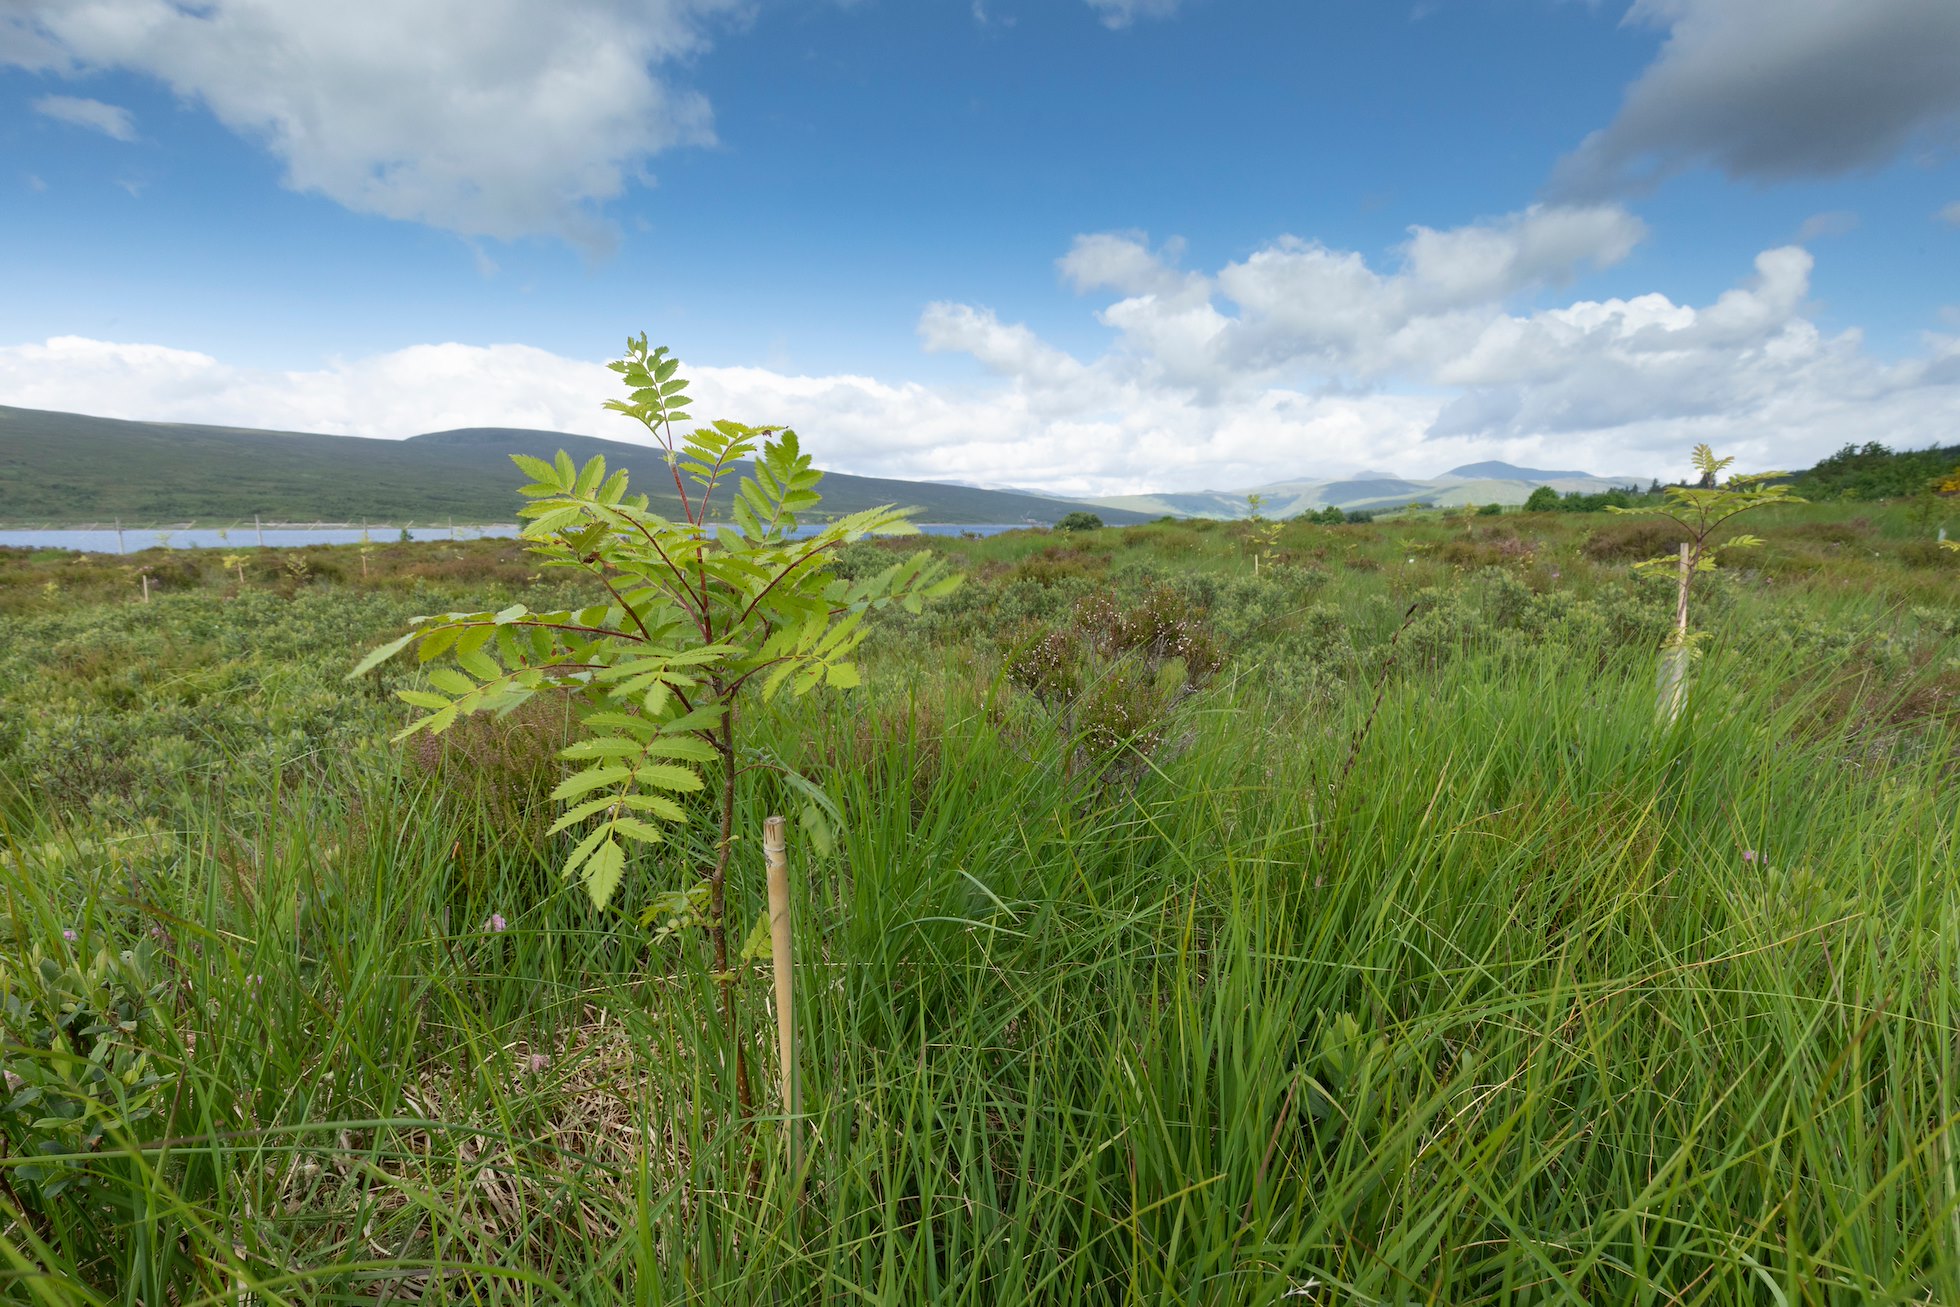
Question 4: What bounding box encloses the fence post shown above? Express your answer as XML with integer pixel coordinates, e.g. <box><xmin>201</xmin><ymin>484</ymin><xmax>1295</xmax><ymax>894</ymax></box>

<box><xmin>763</xmin><ymin>815</ymin><xmax>801</xmax><ymax>1193</ymax></box>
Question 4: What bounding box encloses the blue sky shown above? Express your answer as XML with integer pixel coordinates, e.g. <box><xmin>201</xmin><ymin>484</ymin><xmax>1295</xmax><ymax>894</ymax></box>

<box><xmin>2</xmin><ymin>0</ymin><xmax>1957</xmax><ymax>494</ymax></box>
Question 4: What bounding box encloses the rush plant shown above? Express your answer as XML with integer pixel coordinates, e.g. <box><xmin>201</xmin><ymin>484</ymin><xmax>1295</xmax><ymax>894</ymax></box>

<box><xmin>351</xmin><ymin>337</ymin><xmax>959</xmax><ymax>1099</ymax></box>
<box><xmin>1609</xmin><ymin>443</ymin><xmax>1802</xmax><ymax>723</ymax></box>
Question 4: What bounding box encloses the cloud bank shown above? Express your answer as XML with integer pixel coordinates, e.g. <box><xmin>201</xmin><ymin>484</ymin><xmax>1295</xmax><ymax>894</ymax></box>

<box><xmin>5</xmin><ymin>207</ymin><xmax>1955</xmax><ymax>495</ymax></box>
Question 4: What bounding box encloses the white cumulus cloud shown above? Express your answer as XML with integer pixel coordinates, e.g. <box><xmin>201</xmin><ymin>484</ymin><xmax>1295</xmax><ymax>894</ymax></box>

<box><xmin>1</xmin><ymin>0</ymin><xmax>741</xmax><ymax>250</ymax></box>
<box><xmin>31</xmin><ymin>93</ymin><xmax>137</xmax><ymax>140</ymax></box>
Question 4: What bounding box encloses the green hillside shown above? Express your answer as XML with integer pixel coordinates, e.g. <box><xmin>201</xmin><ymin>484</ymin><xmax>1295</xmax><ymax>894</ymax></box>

<box><xmin>0</xmin><ymin>405</ymin><xmax>1149</xmax><ymax>527</ymax></box>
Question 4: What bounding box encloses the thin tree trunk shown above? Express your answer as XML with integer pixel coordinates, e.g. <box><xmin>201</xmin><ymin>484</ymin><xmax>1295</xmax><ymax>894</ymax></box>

<box><xmin>764</xmin><ymin>814</ymin><xmax>802</xmax><ymax>1194</ymax></box>
<box><xmin>710</xmin><ymin>703</ymin><xmax>754</xmax><ymax>1124</ymax></box>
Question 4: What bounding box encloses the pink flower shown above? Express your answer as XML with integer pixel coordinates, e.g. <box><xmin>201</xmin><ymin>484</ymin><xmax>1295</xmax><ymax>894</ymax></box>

<box><xmin>61</xmin><ymin>929</ymin><xmax>77</xmax><ymax>942</ymax></box>
<box><xmin>484</xmin><ymin>913</ymin><xmax>508</xmax><ymax>933</ymax></box>
<box><xmin>527</xmin><ymin>1053</ymin><xmax>550</xmax><ymax>1074</ymax></box>
<box><xmin>1741</xmin><ymin>850</ymin><xmax>1759</xmax><ymax>864</ymax></box>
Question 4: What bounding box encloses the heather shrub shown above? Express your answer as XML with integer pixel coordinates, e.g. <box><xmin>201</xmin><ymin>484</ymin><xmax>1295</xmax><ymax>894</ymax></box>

<box><xmin>1583</xmin><ymin>518</ymin><xmax>1693</xmax><ymax>562</ymax></box>
<box><xmin>1439</xmin><ymin>530</ymin><xmax>1534</xmax><ymax>569</ymax></box>
<box><xmin>1004</xmin><ymin>584</ymin><xmax>1221</xmax><ymax>778</ymax></box>
<box><xmin>1898</xmin><ymin>539</ymin><xmax>1959</xmax><ymax>568</ymax></box>
<box><xmin>1787</xmin><ymin>518</ymin><xmax>1873</xmax><ymax>545</ymax></box>
<box><xmin>405</xmin><ymin>690</ymin><xmax>583</xmax><ymax>868</ymax></box>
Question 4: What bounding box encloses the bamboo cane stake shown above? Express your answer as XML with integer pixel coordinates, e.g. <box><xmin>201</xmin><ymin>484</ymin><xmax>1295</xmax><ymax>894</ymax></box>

<box><xmin>1657</xmin><ymin>542</ymin><xmax>1691</xmax><ymax>726</ymax></box>
<box><xmin>763</xmin><ymin>815</ymin><xmax>801</xmax><ymax>1190</ymax></box>
<box><xmin>1672</xmin><ymin>541</ymin><xmax>1691</xmax><ymax>644</ymax></box>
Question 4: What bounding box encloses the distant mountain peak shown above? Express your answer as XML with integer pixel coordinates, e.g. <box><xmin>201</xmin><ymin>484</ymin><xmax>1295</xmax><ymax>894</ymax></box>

<box><xmin>1443</xmin><ymin>460</ymin><xmax>1595</xmax><ymax>480</ymax></box>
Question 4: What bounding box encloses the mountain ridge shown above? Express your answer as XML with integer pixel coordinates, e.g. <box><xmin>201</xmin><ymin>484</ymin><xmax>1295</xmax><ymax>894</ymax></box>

<box><xmin>0</xmin><ymin>406</ymin><xmax>1152</xmax><ymax>527</ymax></box>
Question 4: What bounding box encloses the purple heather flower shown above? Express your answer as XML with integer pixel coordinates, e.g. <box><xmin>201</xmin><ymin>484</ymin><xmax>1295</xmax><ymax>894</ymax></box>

<box><xmin>485</xmin><ymin>913</ymin><xmax>508</xmax><ymax>933</ymax></box>
<box><xmin>61</xmin><ymin>929</ymin><xmax>77</xmax><ymax>942</ymax></box>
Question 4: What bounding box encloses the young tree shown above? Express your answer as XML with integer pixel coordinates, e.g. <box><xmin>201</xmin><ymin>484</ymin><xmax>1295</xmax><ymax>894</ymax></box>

<box><xmin>1245</xmin><ymin>493</ymin><xmax>1282</xmax><ymax>572</ymax></box>
<box><xmin>1607</xmin><ymin>444</ymin><xmax>1802</xmax><ymax>724</ymax></box>
<box><xmin>1524</xmin><ymin>486</ymin><xmax>1560</xmax><ymax>512</ymax></box>
<box><xmin>352</xmin><ymin>337</ymin><xmax>960</xmax><ymax>1111</ymax></box>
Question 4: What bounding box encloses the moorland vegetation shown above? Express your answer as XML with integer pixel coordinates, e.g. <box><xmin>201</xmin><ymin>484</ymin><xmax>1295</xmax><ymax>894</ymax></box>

<box><xmin>0</xmin><ymin>357</ymin><xmax>1957</xmax><ymax>1302</ymax></box>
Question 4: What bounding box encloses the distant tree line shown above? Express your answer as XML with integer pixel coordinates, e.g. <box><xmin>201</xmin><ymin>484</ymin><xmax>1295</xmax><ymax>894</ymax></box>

<box><xmin>1783</xmin><ymin>441</ymin><xmax>1960</xmax><ymax>501</ymax></box>
<box><xmin>1523</xmin><ymin>484</ymin><xmax>1655</xmax><ymax>513</ymax></box>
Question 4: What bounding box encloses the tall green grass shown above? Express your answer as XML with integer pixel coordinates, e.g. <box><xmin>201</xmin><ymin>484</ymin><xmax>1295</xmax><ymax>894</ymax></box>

<box><xmin>1</xmin><ymin>512</ymin><xmax>1955</xmax><ymax>1302</ymax></box>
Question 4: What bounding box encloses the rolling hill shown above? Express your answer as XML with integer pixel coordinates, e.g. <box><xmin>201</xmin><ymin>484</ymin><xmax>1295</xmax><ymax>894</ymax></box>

<box><xmin>0</xmin><ymin>405</ymin><xmax>1151</xmax><ymax>527</ymax></box>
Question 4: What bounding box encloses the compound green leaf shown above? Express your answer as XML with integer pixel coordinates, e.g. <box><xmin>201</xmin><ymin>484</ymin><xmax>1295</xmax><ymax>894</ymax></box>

<box><xmin>583</xmin><ymin>839</ymin><xmax>628</xmax><ymax>908</ymax></box>
<box><xmin>347</xmin><ymin>631</ymin><xmax>416</xmax><ymax>680</ymax></box>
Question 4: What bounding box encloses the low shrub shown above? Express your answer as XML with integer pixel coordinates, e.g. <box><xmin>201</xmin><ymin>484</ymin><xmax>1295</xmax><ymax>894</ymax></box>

<box><xmin>0</xmin><ymin>937</ymin><xmax>175</xmax><ymax>1203</ymax></box>
<box><xmin>1439</xmin><ymin>531</ymin><xmax>1533</xmax><ymax>569</ymax></box>
<box><xmin>1004</xmin><ymin>584</ymin><xmax>1222</xmax><ymax>779</ymax></box>
<box><xmin>1897</xmin><ymin>540</ymin><xmax>1959</xmax><ymax>568</ymax></box>
<box><xmin>1583</xmin><ymin>518</ymin><xmax>1693</xmax><ymax>562</ymax></box>
<box><xmin>1786</xmin><ymin>518</ymin><xmax>1873</xmax><ymax>545</ymax></box>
